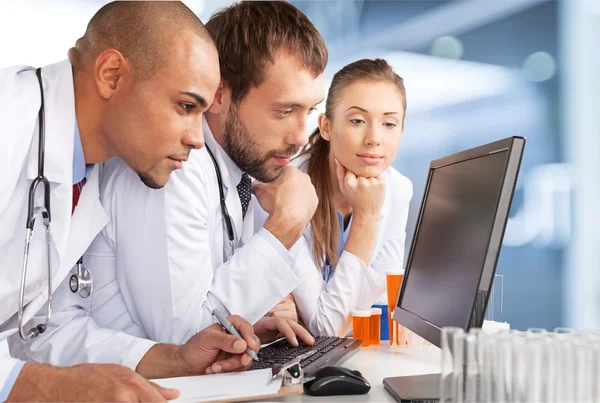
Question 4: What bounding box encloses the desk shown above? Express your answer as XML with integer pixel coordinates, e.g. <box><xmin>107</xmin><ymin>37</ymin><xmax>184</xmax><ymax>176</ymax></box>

<box><xmin>271</xmin><ymin>344</ymin><xmax>441</xmax><ymax>402</ymax></box>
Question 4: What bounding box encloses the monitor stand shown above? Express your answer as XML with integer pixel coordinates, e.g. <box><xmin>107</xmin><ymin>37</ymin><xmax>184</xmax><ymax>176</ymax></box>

<box><xmin>383</xmin><ymin>373</ymin><xmax>441</xmax><ymax>402</ymax></box>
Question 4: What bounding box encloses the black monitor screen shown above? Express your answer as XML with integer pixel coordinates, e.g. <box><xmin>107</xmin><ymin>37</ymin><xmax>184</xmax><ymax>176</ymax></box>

<box><xmin>399</xmin><ymin>151</ymin><xmax>509</xmax><ymax>329</ymax></box>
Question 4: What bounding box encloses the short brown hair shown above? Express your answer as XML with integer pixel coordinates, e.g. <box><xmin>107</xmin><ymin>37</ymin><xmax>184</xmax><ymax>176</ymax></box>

<box><xmin>205</xmin><ymin>1</ymin><xmax>328</xmax><ymax>104</ymax></box>
<box><xmin>302</xmin><ymin>59</ymin><xmax>407</xmax><ymax>270</ymax></box>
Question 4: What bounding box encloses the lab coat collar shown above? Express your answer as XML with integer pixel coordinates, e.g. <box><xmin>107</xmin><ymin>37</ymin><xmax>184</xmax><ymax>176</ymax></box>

<box><xmin>202</xmin><ymin>117</ymin><xmax>243</xmax><ymax>189</ymax></box>
<box><xmin>26</xmin><ymin>59</ymin><xmax>75</xmax><ymax>187</ymax></box>
<box><xmin>202</xmin><ymin>116</ymin><xmax>249</xmax><ymax>242</ymax></box>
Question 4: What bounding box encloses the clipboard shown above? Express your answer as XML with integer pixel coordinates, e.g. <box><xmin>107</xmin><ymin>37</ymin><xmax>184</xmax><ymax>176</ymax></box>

<box><xmin>209</xmin><ymin>353</ymin><xmax>316</xmax><ymax>402</ymax></box>
<box><xmin>152</xmin><ymin>353</ymin><xmax>315</xmax><ymax>402</ymax></box>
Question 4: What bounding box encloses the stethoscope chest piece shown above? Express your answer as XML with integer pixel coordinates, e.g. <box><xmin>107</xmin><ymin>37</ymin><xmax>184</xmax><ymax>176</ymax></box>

<box><xmin>70</xmin><ymin>258</ymin><xmax>93</xmax><ymax>298</ymax></box>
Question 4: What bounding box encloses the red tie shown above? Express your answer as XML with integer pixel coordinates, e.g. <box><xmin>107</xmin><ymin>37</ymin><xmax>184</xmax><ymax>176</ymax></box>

<box><xmin>72</xmin><ymin>178</ymin><xmax>87</xmax><ymax>215</ymax></box>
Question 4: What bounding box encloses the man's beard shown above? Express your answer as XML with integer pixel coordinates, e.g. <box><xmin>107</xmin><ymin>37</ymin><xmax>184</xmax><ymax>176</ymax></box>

<box><xmin>222</xmin><ymin>106</ymin><xmax>299</xmax><ymax>183</ymax></box>
<box><xmin>137</xmin><ymin>170</ymin><xmax>164</xmax><ymax>189</ymax></box>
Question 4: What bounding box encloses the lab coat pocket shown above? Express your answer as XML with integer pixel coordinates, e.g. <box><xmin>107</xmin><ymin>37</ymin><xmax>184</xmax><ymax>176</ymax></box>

<box><xmin>90</xmin><ymin>279</ymin><xmax>120</xmax><ymax>312</ymax></box>
<box><xmin>89</xmin><ymin>278</ymin><xmax>140</xmax><ymax>333</ymax></box>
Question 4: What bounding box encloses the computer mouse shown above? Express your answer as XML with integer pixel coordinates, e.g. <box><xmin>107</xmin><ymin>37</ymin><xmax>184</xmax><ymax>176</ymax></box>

<box><xmin>303</xmin><ymin>366</ymin><xmax>371</xmax><ymax>396</ymax></box>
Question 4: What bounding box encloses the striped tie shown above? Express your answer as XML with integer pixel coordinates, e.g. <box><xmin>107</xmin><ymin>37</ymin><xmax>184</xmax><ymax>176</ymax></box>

<box><xmin>72</xmin><ymin>178</ymin><xmax>87</xmax><ymax>215</ymax></box>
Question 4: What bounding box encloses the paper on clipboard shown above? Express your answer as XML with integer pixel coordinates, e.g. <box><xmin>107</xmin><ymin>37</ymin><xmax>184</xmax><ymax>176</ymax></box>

<box><xmin>152</xmin><ymin>369</ymin><xmax>281</xmax><ymax>403</ymax></box>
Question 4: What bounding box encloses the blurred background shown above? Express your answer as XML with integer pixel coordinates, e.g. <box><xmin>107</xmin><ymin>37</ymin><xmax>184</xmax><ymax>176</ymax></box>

<box><xmin>0</xmin><ymin>0</ymin><xmax>598</xmax><ymax>334</ymax></box>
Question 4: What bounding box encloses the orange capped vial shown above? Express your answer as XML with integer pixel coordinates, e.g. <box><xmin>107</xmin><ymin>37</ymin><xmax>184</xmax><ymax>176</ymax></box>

<box><xmin>352</xmin><ymin>310</ymin><xmax>372</xmax><ymax>347</ymax></box>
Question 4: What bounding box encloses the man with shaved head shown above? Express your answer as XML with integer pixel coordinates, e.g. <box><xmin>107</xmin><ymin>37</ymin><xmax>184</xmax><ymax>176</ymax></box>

<box><xmin>67</xmin><ymin>0</ymin><xmax>219</xmax><ymax>188</ymax></box>
<box><xmin>0</xmin><ymin>1</ymin><xmax>264</xmax><ymax>401</ymax></box>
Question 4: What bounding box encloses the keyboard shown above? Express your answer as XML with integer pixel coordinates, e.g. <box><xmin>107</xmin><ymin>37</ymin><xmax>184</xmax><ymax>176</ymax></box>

<box><xmin>250</xmin><ymin>336</ymin><xmax>362</xmax><ymax>375</ymax></box>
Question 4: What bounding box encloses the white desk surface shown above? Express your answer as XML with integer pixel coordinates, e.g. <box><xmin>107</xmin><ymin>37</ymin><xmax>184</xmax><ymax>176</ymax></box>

<box><xmin>271</xmin><ymin>344</ymin><xmax>441</xmax><ymax>402</ymax></box>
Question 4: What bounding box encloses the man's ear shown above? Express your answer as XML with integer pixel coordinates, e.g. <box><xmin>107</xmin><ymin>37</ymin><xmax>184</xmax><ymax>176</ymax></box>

<box><xmin>208</xmin><ymin>79</ymin><xmax>232</xmax><ymax>114</ymax></box>
<box><xmin>94</xmin><ymin>49</ymin><xmax>130</xmax><ymax>100</ymax></box>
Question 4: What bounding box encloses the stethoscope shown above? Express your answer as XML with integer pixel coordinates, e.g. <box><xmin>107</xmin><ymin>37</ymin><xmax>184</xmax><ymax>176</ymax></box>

<box><xmin>70</xmin><ymin>257</ymin><xmax>93</xmax><ymax>298</ymax></box>
<box><xmin>205</xmin><ymin>145</ymin><xmax>235</xmax><ymax>260</ymax></box>
<box><xmin>18</xmin><ymin>68</ymin><xmax>92</xmax><ymax>341</ymax></box>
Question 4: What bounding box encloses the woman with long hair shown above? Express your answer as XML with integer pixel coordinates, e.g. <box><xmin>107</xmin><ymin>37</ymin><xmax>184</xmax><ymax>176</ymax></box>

<box><xmin>266</xmin><ymin>58</ymin><xmax>412</xmax><ymax>336</ymax></box>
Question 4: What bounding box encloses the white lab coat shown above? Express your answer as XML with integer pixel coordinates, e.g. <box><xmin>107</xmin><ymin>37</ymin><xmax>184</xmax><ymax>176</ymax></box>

<box><xmin>255</xmin><ymin>155</ymin><xmax>413</xmax><ymax>337</ymax></box>
<box><xmin>33</xmin><ymin>118</ymin><xmax>305</xmax><ymax>349</ymax></box>
<box><xmin>5</xmin><ymin>61</ymin><xmax>157</xmax><ymax>372</ymax></box>
<box><xmin>0</xmin><ymin>61</ymin><xmax>110</xmax><ymax>387</ymax></box>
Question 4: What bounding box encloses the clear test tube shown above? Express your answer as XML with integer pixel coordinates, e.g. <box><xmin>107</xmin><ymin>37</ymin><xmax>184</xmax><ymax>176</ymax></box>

<box><xmin>440</xmin><ymin>327</ymin><xmax>465</xmax><ymax>403</ymax></box>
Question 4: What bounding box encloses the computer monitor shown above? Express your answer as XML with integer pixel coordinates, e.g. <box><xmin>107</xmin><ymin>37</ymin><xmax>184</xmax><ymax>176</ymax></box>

<box><xmin>384</xmin><ymin>136</ymin><xmax>525</xmax><ymax>402</ymax></box>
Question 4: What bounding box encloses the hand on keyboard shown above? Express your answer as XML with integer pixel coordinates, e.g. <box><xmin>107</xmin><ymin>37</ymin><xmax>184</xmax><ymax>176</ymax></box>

<box><xmin>254</xmin><ymin>317</ymin><xmax>315</xmax><ymax>347</ymax></box>
<box><xmin>251</xmin><ymin>336</ymin><xmax>350</xmax><ymax>372</ymax></box>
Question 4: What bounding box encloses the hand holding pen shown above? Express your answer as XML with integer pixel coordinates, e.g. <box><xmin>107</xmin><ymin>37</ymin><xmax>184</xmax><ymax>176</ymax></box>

<box><xmin>171</xmin><ymin>313</ymin><xmax>260</xmax><ymax>376</ymax></box>
<box><xmin>212</xmin><ymin>309</ymin><xmax>260</xmax><ymax>366</ymax></box>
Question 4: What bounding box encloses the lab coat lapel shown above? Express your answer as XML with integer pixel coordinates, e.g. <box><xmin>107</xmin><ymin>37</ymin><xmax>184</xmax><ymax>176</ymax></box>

<box><xmin>57</xmin><ymin>165</ymin><xmax>109</xmax><ymax>290</ymax></box>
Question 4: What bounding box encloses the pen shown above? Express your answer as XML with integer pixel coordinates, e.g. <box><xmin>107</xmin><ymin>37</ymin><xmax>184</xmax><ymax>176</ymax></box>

<box><xmin>212</xmin><ymin>309</ymin><xmax>259</xmax><ymax>362</ymax></box>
